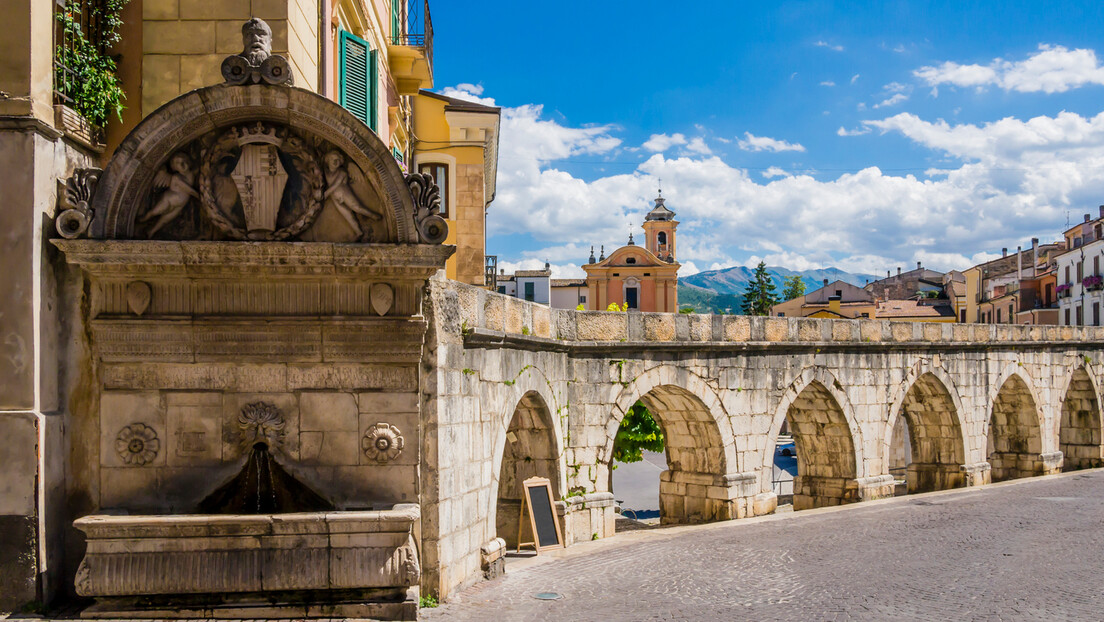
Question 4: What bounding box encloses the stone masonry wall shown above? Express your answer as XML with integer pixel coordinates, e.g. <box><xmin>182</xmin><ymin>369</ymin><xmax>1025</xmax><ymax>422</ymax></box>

<box><xmin>424</xmin><ymin>279</ymin><xmax>1104</xmax><ymax>601</ymax></box>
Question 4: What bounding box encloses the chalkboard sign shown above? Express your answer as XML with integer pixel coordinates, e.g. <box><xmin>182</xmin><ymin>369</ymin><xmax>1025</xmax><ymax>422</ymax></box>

<box><xmin>517</xmin><ymin>477</ymin><xmax>564</xmax><ymax>553</ymax></box>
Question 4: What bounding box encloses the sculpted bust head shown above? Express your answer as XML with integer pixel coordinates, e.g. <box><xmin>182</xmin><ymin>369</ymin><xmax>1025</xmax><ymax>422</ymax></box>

<box><xmin>241</xmin><ymin>18</ymin><xmax>272</xmax><ymax>65</ymax></box>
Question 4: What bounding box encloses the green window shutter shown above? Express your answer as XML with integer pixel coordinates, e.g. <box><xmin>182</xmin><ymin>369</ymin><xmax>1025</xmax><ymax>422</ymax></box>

<box><xmin>339</xmin><ymin>30</ymin><xmax>378</xmax><ymax>132</ymax></box>
<box><xmin>391</xmin><ymin>0</ymin><xmax>401</xmax><ymax>42</ymax></box>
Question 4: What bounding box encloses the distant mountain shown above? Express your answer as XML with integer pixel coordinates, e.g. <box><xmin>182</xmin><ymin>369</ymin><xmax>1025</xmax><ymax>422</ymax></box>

<box><xmin>677</xmin><ymin>265</ymin><xmax>879</xmax><ymax>314</ymax></box>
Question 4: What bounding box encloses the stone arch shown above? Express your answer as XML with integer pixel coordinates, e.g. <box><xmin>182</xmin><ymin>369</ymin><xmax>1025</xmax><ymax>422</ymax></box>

<box><xmin>767</xmin><ymin>368</ymin><xmax>868</xmax><ymax>510</ymax></box>
<box><xmin>987</xmin><ymin>367</ymin><xmax>1045</xmax><ymax>482</ymax></box>
<box><xmin>88</xmin><ymin>84</ymin><xmax>419</xmax><ymax>243</ymax></box>
<box><xmin>884</xmin><ymin>368</ymin><xmax>967</xmax><ymax>493</ymax></box>
<box><xmin>491</xmin><ymin>389</ymin><xmax>565</xmax><ymax>549</ymax></box>
<box><xmin>600</xmin><ymin>366</ymin><xmax>738</xmax><ymax>524</ymax></box>
<box><xmin>1058</xmin><ymin>365</ymin><xmax>1103</xmax><ymax>471</ymax></box>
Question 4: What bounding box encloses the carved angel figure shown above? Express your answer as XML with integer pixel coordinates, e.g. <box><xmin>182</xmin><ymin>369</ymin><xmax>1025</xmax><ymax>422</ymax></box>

<box><xmin>324</xmin><ymin>150</ymin><xmax>381</xmax><ymax>237</ymax></box>
<box><xmin>141</xmin><ymin>152</ymin><xmax>200</xmax><ymax>237</ymax></box>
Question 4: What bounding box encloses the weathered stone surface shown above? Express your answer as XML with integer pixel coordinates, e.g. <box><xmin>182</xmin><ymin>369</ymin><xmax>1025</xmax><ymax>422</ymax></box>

<box><xmin>424</xmin><ymin>279</ymin><xmax>1104</xmax><ymax>601</ymax></box>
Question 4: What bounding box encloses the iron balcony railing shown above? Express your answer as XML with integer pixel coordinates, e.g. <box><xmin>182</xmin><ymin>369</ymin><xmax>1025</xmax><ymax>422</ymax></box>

<box><xmin>392</xmin><ymin>0</ymin><xmax>433</xmax><ymax>73</ymax></box>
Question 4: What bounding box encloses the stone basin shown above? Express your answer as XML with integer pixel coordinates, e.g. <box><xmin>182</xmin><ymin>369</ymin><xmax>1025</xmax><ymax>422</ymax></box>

<box><xmin>73</xmin><ymin>505</ymin><xmax>420</xmax><ymax>620</ymax></box>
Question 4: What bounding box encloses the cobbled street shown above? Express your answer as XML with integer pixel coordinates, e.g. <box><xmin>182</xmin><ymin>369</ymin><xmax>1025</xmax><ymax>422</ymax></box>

<box><xmin>426</xmin><ymin>469</ymin><xmax>1104</xmax><ymax>621</ymax></box>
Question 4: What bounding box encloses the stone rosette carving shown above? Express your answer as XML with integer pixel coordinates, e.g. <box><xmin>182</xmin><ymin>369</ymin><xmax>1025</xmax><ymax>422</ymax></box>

<box><xmin>238</xmin><ymin>401</ymin><xmax>286</xmax><ymax>449</ymax></box>
<box><xmin>221</xmin><ymin>18</ymin><xmax>294</xmax><ymax>86</ymax></box>
<box><xmin>56</xmin><ymin>167</ymin><xmax>101</xmax><ymax>239</ymax></box>
<box><xmin>115</xmin><ymin>423</ymin><xmax>160</xmax><ymax>466</ymax></box>
<box><xmin>363</xmin><ymin>423</ymin><xmax>404</xmax><ymax>462</ymax></box>
<box><xmin>407</xmin><ymin>173</ymin><xmax>448</xmax><ymax>244</ymax></box>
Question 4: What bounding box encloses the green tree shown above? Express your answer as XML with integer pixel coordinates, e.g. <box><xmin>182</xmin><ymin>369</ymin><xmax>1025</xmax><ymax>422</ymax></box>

<box><xmin>742</xmin><ymin>261</ymin><xmax>778</xmax><ymax>315</ymax></box>
<box><xmin>781</xmin><ymin>275</ymin><xmax>806</xmax><ymax>302</ymax></box>
<box><xmin>612</xmin><ymin>402</ymin><xmax>664</xmax><ymax>464</ymax></box>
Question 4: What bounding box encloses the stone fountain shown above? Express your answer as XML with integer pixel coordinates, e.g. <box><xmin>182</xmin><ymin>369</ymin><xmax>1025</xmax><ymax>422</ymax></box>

<box><xmin>53</xmin><ymin>19</ymin><xmax>449</xmax><ymax>620</ymax></box>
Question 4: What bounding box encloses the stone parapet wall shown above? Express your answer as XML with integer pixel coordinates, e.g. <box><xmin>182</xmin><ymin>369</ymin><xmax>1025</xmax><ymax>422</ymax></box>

<box><xmin>444</xmin><ymin>280</ymin><xmax>1104</xmax><ymax>346</ymax></box>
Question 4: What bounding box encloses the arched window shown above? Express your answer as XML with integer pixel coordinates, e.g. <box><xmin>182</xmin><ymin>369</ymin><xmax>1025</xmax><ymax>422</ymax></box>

<box><xmin>626</xmin><ymin>257</ymin><xmax>637</xmax><ymax>264</ymax></box>
<box><xmin>657</xmin><ymin>231</ymin><xmax>667</xmax><ymax>245</ymax></box>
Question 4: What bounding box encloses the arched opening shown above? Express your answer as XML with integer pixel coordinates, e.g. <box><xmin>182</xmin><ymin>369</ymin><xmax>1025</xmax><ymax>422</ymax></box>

<box><xmin>786</xmin><ymin>381</ymin><xmax>859</xmax><ymax>510</ymax></box>
<box><xmin>610</xmin><ymin>385</ymin><xmax>730</xmax><ymax>527</ymax></box>
<box><xmin>888</xmin><ymin>373</ymin><xmax>966</xmax><ymax>494</ymax></box>
<box><xmin>987</xmin><ymin>375</ymin><xmax>1043</xmax><ymax>482</ymax></box>
<box><xmin>496</xmin><ymin>392</ymin><xmax>561</xmax><ymax>550</ymax></box>
<box><xmin>1059</xmin><ymin>367</ymin><xmax>1103</xmax><ymax>471</ymax></box>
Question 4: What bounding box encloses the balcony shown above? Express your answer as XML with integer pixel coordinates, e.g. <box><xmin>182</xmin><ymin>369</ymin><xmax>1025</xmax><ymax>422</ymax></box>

<box><xmin>389</xmin><ymin>0</ymin><xmax>433</xmax><ymax>94</ymax></box>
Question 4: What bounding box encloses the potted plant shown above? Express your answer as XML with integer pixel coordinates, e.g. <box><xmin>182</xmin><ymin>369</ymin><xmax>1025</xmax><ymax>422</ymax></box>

<box><xmin>54</xmin><ymin>0</ymin><xmax>128</xmax><ymax>147</ymax></box>
<box><xmin>1084</xmin><ymin>275</ymin><xmax>1103</xmax><ymax>292</ymax></box>
<box><xmin>1056</xmin><ymin>283</ymin><xmax>1072</xmax><ymax>298</ymax></box>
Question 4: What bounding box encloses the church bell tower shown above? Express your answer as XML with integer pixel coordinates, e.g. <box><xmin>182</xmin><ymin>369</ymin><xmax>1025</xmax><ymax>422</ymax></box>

<box><xmin>642</xmin><ymin>189</ymin><xmax>678</xmax><ymax>262</ymax></box>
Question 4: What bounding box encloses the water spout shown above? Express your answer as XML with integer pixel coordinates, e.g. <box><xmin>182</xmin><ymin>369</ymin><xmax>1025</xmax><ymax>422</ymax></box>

<box><xmin>198</xmin><ymin>442</ymin><xmax>333</xmax><ymax>514</ymax></box>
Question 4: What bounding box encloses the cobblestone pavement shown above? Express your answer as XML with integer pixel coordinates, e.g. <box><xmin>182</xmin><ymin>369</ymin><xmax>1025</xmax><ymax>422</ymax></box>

<box><xmin>425</xmin><ymin>470</ymin><xmax>1104</xmax><ymax>622</ymax></box>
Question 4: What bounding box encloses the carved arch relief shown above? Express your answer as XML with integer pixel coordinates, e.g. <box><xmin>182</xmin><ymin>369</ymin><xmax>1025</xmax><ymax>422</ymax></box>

<box><xmin>58</xmin><ymin>21</ymin><xmax>447</xmax><ymax>246</ymax></box>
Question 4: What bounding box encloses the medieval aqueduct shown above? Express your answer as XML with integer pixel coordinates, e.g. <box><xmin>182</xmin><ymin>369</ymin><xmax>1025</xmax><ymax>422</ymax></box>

<box><xmin>426</xmin><ymin>280</ymin><xmax>1103</xmax><ymax>596</ymax></box>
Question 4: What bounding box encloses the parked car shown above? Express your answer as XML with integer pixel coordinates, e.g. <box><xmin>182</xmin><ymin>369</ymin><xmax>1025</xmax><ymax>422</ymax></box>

<box><xmin>776</xmin><ymin>442</ymin><xmax>795</xmax><ymax>457</ymax></box>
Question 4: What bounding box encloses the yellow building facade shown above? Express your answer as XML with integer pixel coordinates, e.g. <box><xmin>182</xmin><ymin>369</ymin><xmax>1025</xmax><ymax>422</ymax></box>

<box><xmin>412</xmin><ymin>91</ymin><xmax>500</xmax><ymax>285</ymax></box>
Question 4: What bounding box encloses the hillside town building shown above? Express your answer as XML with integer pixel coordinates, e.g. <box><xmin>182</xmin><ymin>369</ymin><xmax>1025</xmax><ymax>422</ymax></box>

<box><xmin>1056</xmin><ymin>209</ymin><xmax>1104</xmax><ymax>326</ymax></box>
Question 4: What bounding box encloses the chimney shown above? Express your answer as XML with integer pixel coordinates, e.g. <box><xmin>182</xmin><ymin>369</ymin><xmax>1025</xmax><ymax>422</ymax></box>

<box><xmin>887</xmin><ymin>270</ymin><xmax>891</xmax><ymax>278</ymax></box>
<box><xmin>823</xmin><ymin>278</ymin><xmax>828</xmax><ymax>287</ymax></box>
<box><xmin>1002</xmin><ymin>248</ymin><xmax>1007</xmax><ymax>257</ymax></box>
<box><xmin>1032</xmin><ymin>237</ymin><xmax>1039</xmax><ymax>274</ymax></box>
<box><xmin>1086</xmin><ymin>213</ymin><xmax>1092</xmax><ymax>223</ymax></box>
<box><xmin>917</xmin><ymin>261</ymin><xmax>922</xmax><ymax>270</ymax></box>
<box><xmin>1017</xmin><ymin>245</ymin><xmax>1022</xmax><ymax>280</ymax></box>
<box><xmin>1099</xmin><ymin>205</ymin><xmax>1104</xmax><ymax>218</ymax></box>
<box><xmin>897</xmin><ymin>266</ymin><xmax>901</xmax><ymax>276</ymax></box>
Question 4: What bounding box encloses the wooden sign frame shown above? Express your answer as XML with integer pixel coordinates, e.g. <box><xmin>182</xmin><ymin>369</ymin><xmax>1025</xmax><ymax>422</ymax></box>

<box><xmin>516</xmin><ymin>476</ymin><xmax>564</xmax><ymax>554</ymax></box>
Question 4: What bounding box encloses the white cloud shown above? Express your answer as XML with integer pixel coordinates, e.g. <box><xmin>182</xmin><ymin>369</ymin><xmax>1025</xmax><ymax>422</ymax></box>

<box><xmin>437</xmin><ymin>83</ymin><xmax>496</xmax><ymax>106</ymax></box>
<box><xmin>815</xmin><ymin>40</ymin><xmax>844</xmax><ymax>52</ymax></box>
<box><xmin>680</xmin><ymin>261</ymin><xmax>702</xmax><ymax>276</ymax></box>
<box><xmin>477</xmin><ymin>85</ymin><xmax>1099</xmax><ymax>276</ymax></box>
<box><xmin>737</xmin><ymin>132</ymin><xmax>806</xmax><ymax>153</ymax></box>
<box><xmin>873</xmin><ymin>93</ymin><xmax>910</xmax><ymax>108</ymax></box>
<box><xmin>684</xmin><ymin>137</ymin><xmax>713</xmax><ymax>155</ymax></box>
<box><xmin>820</xmin><ymin>81</ymin><xmax>836</xmax><ymax>87</ymax></box>
<box><xmin>851</xmin><ymin>73</ymin><xmax>861</xmax><ymax>84</ymax></box>
<box><xmin>837</xmin><ymin>125</ymin><xmax>871</xmax><ymax>137</ymax></box>
<box><xmin>496</xmin><ymin>258</ymin><xmax>586</xmax><ymax>280</ymax></box>
<box><xmin>643</xmin><ymin>133</ymin><xmax>687</xmax><ymax>152</ymax></box>
<box><xmin>892</xmin><ymin>44</ymin><xmax>907</xmax><ymax>54</ymax></box>
<box><xmin>915</xmin><ymin>44</ymin><xmax>1104</xmax><ymax>94</ymax></box>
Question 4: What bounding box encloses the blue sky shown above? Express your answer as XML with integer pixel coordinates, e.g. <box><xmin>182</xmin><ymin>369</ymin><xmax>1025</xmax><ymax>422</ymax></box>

<box><xmin>429</xmin><ymin>1</ymin><xmax>1104</xmax><ymax>277</ymax></box>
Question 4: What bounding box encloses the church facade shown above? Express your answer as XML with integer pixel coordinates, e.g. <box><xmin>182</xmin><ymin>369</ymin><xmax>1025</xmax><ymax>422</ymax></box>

<box><xmin>582</xmin><ymin>193</ymin><xmax>680</xmax><ymax>312</ymax></box>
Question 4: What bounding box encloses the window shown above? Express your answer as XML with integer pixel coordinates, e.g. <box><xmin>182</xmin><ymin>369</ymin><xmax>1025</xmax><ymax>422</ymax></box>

<box><xmin>1008</xmin><ymin>305</ymin><xmax>1014</xmax><ymax>323</ymax></box>
<box><xmin>497</xmin><ymin>286</ymin><xmax>505</xmax><ymax>294</ymax></box>
<box><xmin>1077</xmin><ymin>261</ymin><xmax>1083</xmax><ymax>283</ymax></box>
<box><xmin>658</xmin><ymin>231</ymin><xmax>667</xmax><ymax>245</ymax></box>
<box><xmin>835</xmin><ymin>290</ymin><xmax>842</xmax><ymax>297</ymax></box>
<box><xmin>1095</xmin><ymin>302</ymin><xmax>1101</xmax><ymax>327</ymax></box>
<box><xmin>1065</xmin><ymin>308</ymin><xmax>1071</xmax><ymax>325</ymax></box>
<box><xmin>339</xmin><ymin>30</ymin><xmax>378</xmax><ymax>132</ymax></box>
<box><xmin>1096</xmin><ymin>256</ymin><xmax>1100</xmax><ymax>277</ymax></box>
<box><xmin>579</xmin><ymin>295</ymin><xmax>586</xmax><ymax>304</ymax></box>
<box><xmin>778</xmin><ymin>312</ymin><xmax>786</xmax><ymax>317</ymax></box>
<box><xmin>996</xmin><ymin>309</ymin><xmax>1001</xmax><ymax>323</ymax></box>
<box><xmin>1066</xmin><ymin>265</ymin><xmax>1071</xmax><ymax>285</ymax></box>
<box><xmin>1076</xmin><ymin>305</ymin><xmax>1083</xmax><ymax>326</ymax></box>
<box><xmin>626</xmin><ymin>257</ymin><xmax>636</xmax><ymax>264</ymax></box>
<box><xmin>960</xmin><ymin>309</ymin><xmax>966</xmax><ymax>323</ymax></box>
<box><xmin>524</xmin><ymin>282</ymin><xmax>535</xmax><ymax>302</ymax></box>
<box><xmin>860</xmin><ymin>313</ymin><xmax>869</xmax><ymax>318</ymax></box>
<box><xmin>418</xmin><ymin>163</ymin><xmax>448</xmax><ymax>217</ymax></box>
